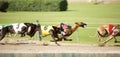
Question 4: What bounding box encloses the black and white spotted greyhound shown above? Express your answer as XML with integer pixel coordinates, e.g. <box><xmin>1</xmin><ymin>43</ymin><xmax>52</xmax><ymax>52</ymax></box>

<box><xmin>0</xmin><ymin>22</ymin><xmax>42</xmax><ymax>40</ymax></box>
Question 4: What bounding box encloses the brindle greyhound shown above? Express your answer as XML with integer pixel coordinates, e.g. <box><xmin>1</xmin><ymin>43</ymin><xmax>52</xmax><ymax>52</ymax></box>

<box><xmin>40</xmin><ymin>25</ymin><xmax>63</xmax><ymax>46</ymax></box>
<box><xmin>39</xmin><ymin>22</ymin><xmax>87</xmax><ymax>46</ymax></box>
<box><xmin>52</xmin><ymin>22</ymin><xmax>87</xmax><ymax>41</ymax></box>
<box><xmin>97</xmin><ymin>24</ymin><xmax>120</xmax><ymax>46</ymax></box>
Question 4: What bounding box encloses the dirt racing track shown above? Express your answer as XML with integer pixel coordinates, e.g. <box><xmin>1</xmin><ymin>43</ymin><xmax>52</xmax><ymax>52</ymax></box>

<box><xmin>0</xmin><ymin>38</ymin><xmax>120</xmax><ymax>57</ymax></box>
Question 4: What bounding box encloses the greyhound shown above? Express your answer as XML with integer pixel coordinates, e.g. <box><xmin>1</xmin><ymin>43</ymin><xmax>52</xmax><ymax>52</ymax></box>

<box><xmin>97</xmin><ymin>24</ymin><xmax>120</xmax><ymax>46</ymax></box>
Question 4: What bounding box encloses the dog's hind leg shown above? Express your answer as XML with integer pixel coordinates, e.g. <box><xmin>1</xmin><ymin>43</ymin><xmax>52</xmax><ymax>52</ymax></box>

<box><xmin>0</xmin><ymin>28</ymin><xmax>7</xmax><ymax>40</ymax></box>
<box><xmin>49</xmin><ymin>30</ymin><xmax>60</xmax><ymax>46</ymax></box>
<box><xmin>97</xmin><ymin>31</ymin><xmax>103</xmax><ymax>42</ymax></box>
<box><xmin>97</xmin><ymin>28</ymin><xmax>108</xmax><ymax>42</ymax></box>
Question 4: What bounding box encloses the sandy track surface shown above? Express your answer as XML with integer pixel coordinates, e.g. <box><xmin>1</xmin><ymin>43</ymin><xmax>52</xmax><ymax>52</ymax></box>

<box><xmin>0</xmin><ymin>38</ymin><xmax>120</xmax><ymax>53</ymax></box>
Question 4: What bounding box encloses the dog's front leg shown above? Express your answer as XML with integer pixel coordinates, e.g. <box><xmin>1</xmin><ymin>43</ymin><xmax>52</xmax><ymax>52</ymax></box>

<box><xmin>63</xmin><ymin>37</ymin><xmax>72</xmax><ymax>41</ymax></box>
<box><xmin>52</xmin><ymin>37</ymin><xmax>60</xmax><ymax>46</ymax></box>
<box><xmin>99</xmin><ymin>36</ymin><xmax>114</xmax><ymax>46</ymax></box>
<box><xmin>49</xmin><ymin>30</ymin><xmax>60</xmax><ymax>46</ymax></box>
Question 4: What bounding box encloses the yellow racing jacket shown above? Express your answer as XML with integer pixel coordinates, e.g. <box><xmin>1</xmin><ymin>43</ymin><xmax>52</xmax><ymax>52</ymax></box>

<box><xmin>41</xmin><ymin>26</ymin><xmax>53</xmax><ymax>37</ymax></box>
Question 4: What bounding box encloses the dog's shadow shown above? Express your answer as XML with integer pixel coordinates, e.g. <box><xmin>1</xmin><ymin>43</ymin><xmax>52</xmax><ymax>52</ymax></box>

<box><xmin>114</xmin><ymin>40</ymin><xmax>120</xmax><ymax>43</ymax></box>
<box><xmin>114</xmin><ymin>43</ymin><xmax>120</xmax><ymax>47</ymax></box>
<box><xmin>0</xmin><ymin>42</ymin><xmax>28</xmax><ymax>45</ymax></box>
<box><xmin>114</xmin><ymin>41</ymin><xmax>120</xmax><ymax>47</ymax></box>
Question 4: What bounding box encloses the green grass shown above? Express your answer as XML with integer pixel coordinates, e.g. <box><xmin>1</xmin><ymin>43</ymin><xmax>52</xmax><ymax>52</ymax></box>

<box><xmin>0</xmin><ymin>2</ymin><xmax>120</xmax><ymax>45</ymax></box>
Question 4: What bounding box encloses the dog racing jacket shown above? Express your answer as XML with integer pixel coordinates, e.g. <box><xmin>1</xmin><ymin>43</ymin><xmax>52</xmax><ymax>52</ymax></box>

<box><xmin>108</xmin><ymin>24</ymin><xmax>115</xmax><ymax>35</ymax></box>
<box><xmin>41</xmin><ymin>26</ymin><xmax>53</xmax><ymax>37</ymax></box>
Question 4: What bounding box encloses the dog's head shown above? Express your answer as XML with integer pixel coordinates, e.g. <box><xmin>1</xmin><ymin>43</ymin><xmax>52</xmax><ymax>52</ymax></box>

<box><xmin>75</xmin><ymin>22</ymin><xmax>87</xmax><ymax>28</ymax></box>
